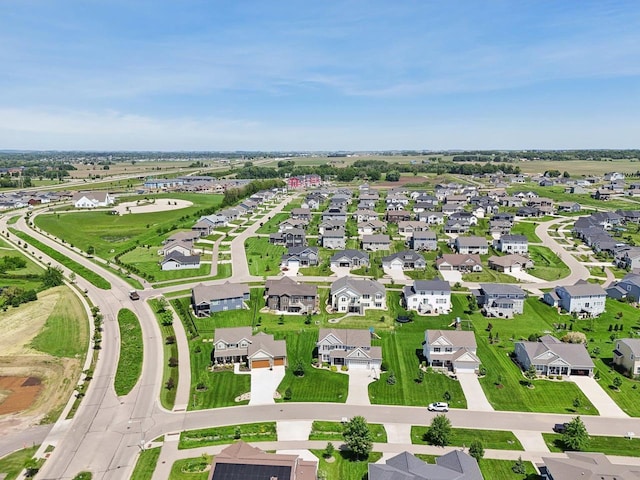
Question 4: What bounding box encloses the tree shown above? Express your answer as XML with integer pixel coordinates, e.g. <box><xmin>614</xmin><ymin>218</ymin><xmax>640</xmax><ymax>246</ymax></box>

<box><xmin>562</xmin><ymin>331</ymin><xmax>587</xmax><ymax>344</ymax></box>
<box><xmin>443</xmin><ymin>391</ymin><xmax>451</xmax><ymax>402</ymax></box>
<box><xmin>563</xmin><ymin>171</ymin><xmax>570</xmax><ymax>178</ymax></box>
<box><xmin>385</xmin><ymin>171</ymin><xmax>400</xmax><ymax>182</ymax></box>
<box><xmin>572</xmin><ymin>397</ymin><xmax>581</xmax><ymax>410</ymax></box>
<box><xmin>41</xmin><ymin>266</ymin><xmax>64</xmax><ymax>288</ymax></box>
<box><xmin>467</xmin><ymin>295</ymin><xmax>478</xmax><ymax>313</ymax></box>
<box><xmin>343</xmin><ymin>416</ymin><xmax>373</xmax><ymax>459</ymax></box>
<box><xmin>613</xmin><ymin>376</ymin><xmax>623</xmax><ymax>391</ymax></box>
<box><xmin>426</xmin><ymin>414</ymin><xmax>451</xmax><ymax>446</ymax></box>
<box><xmin>512</xmin><ymin>456</ymin><xmax>526</xmax><ymax>474</ymax></box>
<box><xmin>24</xmin><ymin>457</ymin><xmax>40</xmax><ymax>477</ymax></box>
<box><xmin>416</xmin><ymin>369</ymin><xmax>424</xmax><ymax>384</ymax></box>
<box><xmin>562</xmin><ymin>416</ymin><xmax>589</xmax><ymax>451</ymax></box>
<box><xmin>469</xmin><ymin>440</ymin><xmax>484</xmax><ymax>461</ymax></box>
<box><xmin>165</xmin><ymin>377</ymin><xmax>175</xmax><ymax>390</ymax></box>
<box><xmin>323</xmin><ymin>442</ymin><xmax>335</xmax><ymax>458</ymax></box>
<box><xmin>524</xmin><ymin>365</ymin><xmax>537</xmax><ymax>386</ymax></box>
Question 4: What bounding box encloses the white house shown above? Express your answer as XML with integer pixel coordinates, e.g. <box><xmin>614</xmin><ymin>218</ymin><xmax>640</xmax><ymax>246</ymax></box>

<box><xmin>423</xmin><ymin>330</ymin><xmax>480</xmax><ymax>373</ymax></box>
<box><xmin>494</xmin><ymin>234</ymin><xmax>528</xmax><ymax>254</ymax></box>
<box><xmin>73</xmin><ymin>191</ymin><xmax>115</xmax><ymax>208</ymax></box>
<box><xmin>613</xmin><ymin>338</ymin><xmax>640</xmax><ymax>376</ymax></box>
<box><xmin>330</xmin><ymin>276</ymin><xmax>386</xmax><ymax>314</ymax></box>
<box><xmin>402</xmin><ymin>280</ymin><xmax>451</xmax><ymax>314</ymax></box>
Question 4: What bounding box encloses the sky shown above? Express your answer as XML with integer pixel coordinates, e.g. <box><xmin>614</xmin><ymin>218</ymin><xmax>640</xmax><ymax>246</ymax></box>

<box><xmin>0</xmin><ymin>1</ymin><xmax>639</xmax><ymax>151</ymax></box>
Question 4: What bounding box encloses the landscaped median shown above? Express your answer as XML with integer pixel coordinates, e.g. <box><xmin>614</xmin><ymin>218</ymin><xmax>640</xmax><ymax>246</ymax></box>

<box><xmin>411</xmin><ymin>426</ymin><xmax>523</xmax><ymax>450</ymax></box>
<box><xmin>114</xmin><ymin>309</ymin><xmax>143</xmax><ymax>396</ymax></box>
<box><xmin>178</xmin><ymin>422</ymin><xmax>277</xmax><ymax>449</ymax></box>
<box><xmin>10</xmin><ymin>229</ymin><xmax>111</xmax><ymax>289</ymax></box>
<box><xmin>149</xmin><ymin>298</ymin><xmax>179</xmax><ymax>410</ymax></box>
<box><xmin>309</xmin><ymin>421</ymin><xmax>387</xmax><ymax>442</ymax></box>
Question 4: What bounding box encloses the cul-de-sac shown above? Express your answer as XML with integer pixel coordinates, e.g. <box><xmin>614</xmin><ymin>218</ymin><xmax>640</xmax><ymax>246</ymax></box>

<box><xmin>2</xmin><ymin>154</ymin><xmax>640</xmax><ymax>480</ymax></box>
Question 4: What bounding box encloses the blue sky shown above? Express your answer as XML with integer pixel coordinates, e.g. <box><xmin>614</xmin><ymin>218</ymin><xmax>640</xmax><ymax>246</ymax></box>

<box><xmin>0</xmin><ymin>1</ymin><xmax>639</xmax><ymax>151</ymax></box>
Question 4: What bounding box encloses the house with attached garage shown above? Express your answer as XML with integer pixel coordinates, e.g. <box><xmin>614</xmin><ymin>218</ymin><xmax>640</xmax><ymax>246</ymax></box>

<box><xmin>317</xmin><ymin>328</ymin><xmax>382</xmax><ymax>370</ymax></box>
<box><xmin>191</xmin><ymin>281</ymin><xmax>250</xmax><ymax>316</ymax></box>
<box><xmin>369</xmin><ymin>450</ymin><xmax>483</xmax><ymax>480</ymax></box>
<box><xmin>476</xmin><ymin>283</ymin><xmax>526</xmax><ymax>318</ymax></box>
<box><xmin>72</xmin><ymin>191</ymin><xmax>115</xmax><ymax>208</ymax></box>
<box><xmin>354</xmin><ymin>209</ymin><xmax>379</xmax><ymax>223</ymax></box>
<box><xmin>607</xmin><ymin>272</ymin><xmax>640</xmax><ymax>301</ymax></box>
<box><xmin>514</xmin><ymin>334</ymin><xmax>594</xmax><ymax>377</ymax></box>
<box><xmin>279</xmin><ymin>218</ymin><xmax>308</xmax><ymax>232</ymax></box>
<box><xmin>329</xmin><ymin>249</ymin><xmax>369</xmax><ymax>269</ymax></box>
<box><xmin>357</xmin><ymin>220</ymin><xmax>385</xmax><ymax>236</ymax></box>
<box><xmin>385</xmin><ymin>210</ymin><xmax>411</xmax><ymax>223</ymax></box>
<box><xmin>544</xmin><ymin>281</ymin><xmax>607</xmax><ymax>317</ymax></box>
<box><xmin>281</xmin><ymin>246</ymin><xmax>319</xmax><ymax>268</ymax></box>
<box><xmin>319</xmin><ymin>228</ymin><xmax>346</xmax><ymax>250</ymax></box>
<box><xmin>290</xmin><ymin>208</ymin><xmax>312</xmax><ymax>221</ymax></box>
<box><xmin>160</xmin><ymin>251</ymin><xmax>201</xmax><ymax>271</ymax></box>
<box><xmin>615</xmin><ymin>246</ymin><xmax>640</xmax><ymax>271</ymax></box>
<box><xmin>410</xmin><ymin>231</ymin><xmax>437</xmax><ymax>251</ymax></box>
<box><xmin>444</xmin><ymin>217</ymin><xmax>472</xmax><ymax>234</ymax></box>
<box><xmin>330</xmin><ymin>276</ymin><xmax>387</xmax><ymax>314</ymax></box>
<box><xmin>264</xmin><ymin>276</ymin><xmax>318</xmax><ymax>314</ymax></box>
<box><xmin>488</xmin><ymin>254</ymin><xmax>533</xmax><ymax>273</ymax></box>
<box><xmin>361</xmin><ymin>234</ymin><xmax>391</xmax><ymax>251</ymax></box>
<box><xmin>418</xmin><ymin>211</ymin><xmax>444</xmax><ymax>225</ymax></box>
<box><xmin>402</xmin><ymin>279</ymin><xmax>451</xmax><ymax>314</ymax></box>
<box><xmin>397</xmin><ymin>220</ymin><xmax>430</xmax><ymax>236</ymax></box>
<box><xmin>453</xmin><ymin>236</ymin><xmax>489</xmax><ymax>255</ymax></box>
<box><xmin>213</xmin><ymin>327</ymin><xmax>287</xmax><ymax>369</ymax></box>
<box><xmin>321</xmin><ymin>207</ymin><xmax>347</xmax><ymax>222</ymax></box>
<box><xmin>540</xmin><ymin>452</ymin><xmax>640</xmax><ymax>480</ymax></box>
<box><xmin>613</xmin><ymin>338</ymin><xmax>640</xmax><ymax>376</ymax></box>
<box><xmin>436</xmin><ymin>254</ymin><xmax>482</xmax><ymax>272</ymax></box>
<box><xmin>159</xmin><ymin>240</ymin><xmax>194</xmax><ymax>257</ymax></box>
<box><xmin>382</xmin><ymin>250</ymin><xmax>426</xmax><ymax>270</ymax></box>
<box><xmin>318</xmin><ymin>219</ymin><xmax>345</xmax><ymax>235</ymax></box>
<box><xmin>269</xmin><ymin>229</ymin><xmax>306</xmax><ymax>248</ymax></box>
<box><xmin>557</xmin><ymin>201</ymin><xmax>581</xmax><ymax>213</ymax></box>
<box><xmin>494</xmin><ymin>234</ymin><xmax>528</xmax><ymax>254</ymax></box>
<box><xmin>423</xmin><ymin>330</ymin><xmax>480</xmax><ymax>373</ymax></box>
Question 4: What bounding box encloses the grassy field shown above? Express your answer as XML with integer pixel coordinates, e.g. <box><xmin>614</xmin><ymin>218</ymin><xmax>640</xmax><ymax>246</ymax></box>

<box><xmin>312</xmin><ymin>450</ymin><xmax>382</xmax><ymax>480</ymax></box>
<box><xmin>33</xmin><ymin>193</ymin><xmax>223</xmax><ymax>259</ymax></box>
<box><xmin>149</xmin><ymin>299</ymin><xmax>178</xmax><ymax>409</ymax></box>
<box><xmin>309</xmin><ymin>421</ymin><xmax>387</xmax><ymax>442</ymax></box>
<box><xmin>114</xmin><ymin>309</ymin><xmax>143</xmax><ymax>396</ymax></box>
<box><xmin>255</xmin><ymin>212</ymin><xmax>289</xmax><ymax>234</ymax></box>
<box><xmin>130</xmin><ymin>447</ymin><xmax>161</xmax><ymax>480</ymax></box>
<box><xmin>30</xmin><ymin>286</ymin><xmax>88</xmax><ymax>357</ymax></box>
<box><xmin>0</xmin><ymin>446</ymin><xmax>39</xmax><ymax>480</ymax></box>
<box><xmin>119</xmin><ymin>246</ymin><xmax>211</xmax><ymax>282</ymax></box>
<box><xmin>528</xmin><ymin>245</ymin><xmax>571</xmax><ymax>281</ymax></box>
<box><xmin>178</xmin><ymin>422</ymin><xmax>277</xmax><ymax>449</ymax></box>
<box><xmin>543</xmin><ymin>433</ymin><xmax>640</xmax><ymax>456</ymax></box>
<box><xmin>411</xmin><ymin>426</ymin><xmax>523</xmax><ymax>450</ymax></box>
<box><xmin>168</xmin><ymin>456</ymin><xmax>210</xmax><ymax>480</ymax></box>
<box><xmin>510</xmin><ymin>221</ymin><xmax>542</xmax><ymax>243</ymax></box>
<box><xmin>245</xmin><ymin>237</ymin><xmax>287</xmax><ymax>276</ymax></box>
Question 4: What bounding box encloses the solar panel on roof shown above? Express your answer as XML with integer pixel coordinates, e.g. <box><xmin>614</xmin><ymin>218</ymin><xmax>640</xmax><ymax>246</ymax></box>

<box><xmin>211</xmin><ymin>463</ymin><xmax>292</xmax><ymax>480</ymax></box>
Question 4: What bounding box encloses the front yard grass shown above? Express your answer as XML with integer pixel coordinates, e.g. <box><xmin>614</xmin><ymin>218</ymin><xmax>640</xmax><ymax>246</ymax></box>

<box><xmin>168</xmin><ymin>456</ymin><xmax>210</xmax><ymax>480</ymax></box>
<box><xmin>130</xmin><ymin>447</ymin><xmax>161</xmax><ymax>480</ymax></box>
<box><xmin>462</xmin><ymin>268</ymin><xmax>520</xmax><ymax>283</ymax></box>
<box><xmin>312</xmin><ymin>450</ymin><xmax>382</xmax><ymax>480</ymax></box>
<box><xmin>119</xmin><ymin>246</ymin><xmax>211</xmax><ymax>282</ymax></box>
<box><xmin>309</xmin><ymin>421</ymin><xmax>387</xmax><ymax>442</ymax></box>
<box><xmin>0</xmin><ymin>445</ymin><xmax>39</xmax><ymax>480</ymax></box>
<box><xmin>411</xmin><ymin>426</ymin><xmax>523</xmax><ymax>450</ymax></box>
<box><xmin>114</xmin><ymin>309</ymin><xmax>143</xmax><ymax>396</ymax></box>
<box><xmin>178</xmin><ymin>422</ymin><xmax>277</xmax><ymax>449</ymax></box>
<box><xmin>149</xmin><ymin>299</ymin><xmax>179</xmax><ymax>410</ymax></box>
<box><xmin>478</xmin><ymin>459</ymin><xmax>540</xmax><ymax>479</ymax></box>
<box><xmin>543</xmin><ymin>433</ymin><xmax>640</xmax><ymax>457</ymax></box>
<box><xmin>528</xmin><ymin>245</ymin><xmax>571</xmax><ymax>281</ymax></box>
<box><xmin>510</xmin><ymin>221</ymin><xmax>542</xmax><ymax>243</ymax></box>
<box><xmin>245</xmin><ymin>237</ymin><xmax>287</xmax><ymax>276</ymax></box>
<box><xmin>255</xmin><ymin>212</ymin><xmax>289</xmax><ymax>234</ymax></box>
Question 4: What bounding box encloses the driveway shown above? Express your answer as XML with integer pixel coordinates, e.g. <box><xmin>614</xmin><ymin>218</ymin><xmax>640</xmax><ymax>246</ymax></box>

<box><xmin>440</xmin><ymin>270</ymin><xmax>462</xmax><ymax>284</ymax></box>
<box><xmin>457</xmin><ymin>373</ymin><xmax>494</xmax><ymax>411</ymax></box>
<box><xmin>383</xmin><ymin>266</ymin><xmax>407</xmax><ymax>282</ymax></box>
<box><xmin>345</xmin><ymin>369</ymin><xmax>376</xmax><ymax>405</ymax></box>
<box><xmin>568</xmin><ymin>376</ymin><xmax>628</xmax><ymax>418</ymax></box>
<box><xmin>330</xmin><ymin>266</ymin><xmax>350</xmax><ymax>277</ymax></box>
<box><xmin>503</xmin><ymin>269</ymin><xmax>545</xmax><ymax>283</ymax></box>
<box><xmin>276</xmin><ymin>421</ymin><xmax>313</xmax><ymax>441</ymax></box>
<box><xmin>249</xmin><ymin>366</ymin><xmax>286</xmax><ymax>406</ymax></box>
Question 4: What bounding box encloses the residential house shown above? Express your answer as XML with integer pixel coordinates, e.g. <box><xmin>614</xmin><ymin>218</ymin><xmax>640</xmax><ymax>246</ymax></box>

<box><xmin>423</xmin><ymin>330</ymin><xmax>480</xmax><ymax>373</ymax></box>
<box><xmin>357</xmin><ymin>220</ymin><xmax>385</xmax><ymax>236</ymax></box>
<box><xmin>607</xmin><ymin>272</ymin><xmax>640</xmax><ymax>301</ymax></box>
<box><xmin>164</xmin><ymin>230</ymin><xmax>200</xmax><ymax>247</ymax></box>
<box><xmin>386</xmin><ymin>210</ymin><xmax>411</xmax><ymax>223</ymax></box>
<box><xmin>264</xmin><ymin>276</ymin><xmax>318</xmax><ymax>314</ymax></box>
<box><xmin>213</xmin><ymin>327</ymin><xmax>287</xmax><ymax>369</ymax></box>
<box><xmin>318</xmin><ymin>219</ymin><xmax>345</xmax><ymax>235</ymax></box>
<box><xmin>539</xmin><ymin>452</ymin><xmax>640</xmax><ymax>480</ymax></box>
<box><xmin>488</xmin><ymin>254</ymin><xmax>533</xmax><ymax>273</ymax></box>
<box><xmin>369</xmin><ymin>450</ymin><xmax>483</xmax><ymax>480</ymax></box>
<box><xmin>444</xmin><ymin>218</ymin><xmax>472</xmax><ymax>234</ymax></box>
<box><xmin>617</xmin><ymin>209</ymin><xmax>640</xmax><ymax>223</ymax></box>
<box><xmin>605</xmin><ymin>172</ymin><xmax>625</xmax><ymax>181</ymax></box>
<box><xmin>382</xmin><ymin>250</ymin><xmax>427</xmax><ymax>270</ymax></box>
<box><xmin>442</xmin><ymin>203</ymin><xmax>464</xmax><ymax>216</ymax></box>
<box><xmin>320</xmin><ymin>228</ymin><xmax>346</xmax><ymax>250</ymax></box>
<box><xmin>397</xmin><ymin>220</ymin><xmax>430</xmax><ymax>236</ymax></box>
<box><xmin>290</xmin><ymin>208</ymin><xmax>312</xmax><ymax>221</ymax></box>
<box><xmin>317</xmin><ymin>328</ymin><xmax>382</xmax><ymax>369</ymax></box>
<box><xmin>286</xmin><ymin>174</ymin><xmax>322</xmax><ymax>189</ymax></box>
<box><xmin>488</xmin><ymin>219</ymin><xmax>512</xmax><ymax>236</ymax></box>
<box><xmin>279</xmin><ymin>218</ymin><xmax>308</xmax><ymax>232</ymax></box>
<box><xmin>557</xmin><ymin>201</ymin><xmax>581</xmax><ymax>213</ymax></box>
<box><xmin>160</xmin><ymin>251</ymin><xmax>201</xmax><ymax>271</ymax></box>
<box><xmin>454</xmin><ymin>236</ymin><xmax>489</xmax><ymax>255</ymax></box>
<box><xmin>613</xmin><ymin>338</ymin><xmax>640</xmax><ymax>376</ymax></box>
<box><xmin>269</xmin><ymin>228</ymin><xmax>306</xmax><ymax>248</ymax></box>
<box><xmin>281</xmin><ymin>246</ymin><xmax>319</xmax><ymax>268</ymax></box>
<box><xmin>361</xmin><ymin>234</ymin><xmax>391</xmax><ymax>251</ymax></box>
<box><xmin>191</xmin><ymin>282</ymin><xmax>250</xmax><ymax>316</ymax></box>
<box><xmin>544</xmin><ymin>281</ymin><xmax>606</xmax><ymax>317</ymax></box>
<box><xmin>494</xmin><ymin>234</ymin><xmax>528</xmax><ymax>254</ymax></box>
<box><xmin>566</xmin><ymin>185</ymin><xmax>588</xmax><ymax>194</ymax></box>
<box><xmin>476</xmin><ymin>283</ymin><xmax>526</xmax><ymax>318</ymax></box>
<box><xmin>528</xmin><ymin>197</ymin><xmax>554</xmax><ymax>215</ymax></box>
<box><xmin>418</xmin><ymin>211</ymin><xmax>444</xmax><ymax>225</ymax></box>
<box><xmin>436</xmin><ymin>254</ymin><xmax>482</xmax><ymax>272</ymax></box>
<box><xmin>410</xmin><ymin>231</ymin><xmax>437</xmax><ymax>251</ymax></box>
<box><xmin>516</xmin><ymin>206</ymin><xmax>542</xmax><ymax>217</ymax></box>
<box><xmin>403</xmin><ymin>280</ymin><xmax>451</xmax><ymax>314</ymax></box>
<box><xmin>354</xmin><ymin>209</ymin><xmax>379</xmax><ymax>223</ymax></box>
<box><xmin>592</xmin><ymin>189</ymin><xmax>612</xmax><ymax>201</ymax></box>
<box><xmin>615</xmin><ymin>246</ymin><xmax>640</xmax><ymax>270</ymax></box>
<box><xmin>321</xmin><ymin>207</ymin><xmax>347</xmax><ymax>222</ymax></box>
<box><xmin>514</xmin><ymin>334</ymin><xmax>594</xmax><ymax>376</ymax></box>
<box><xmin>72</xmin><ymin>191</ymin><xmax>115</xmax><ymax>208</ymax></box>
<box><xmin>329</xmin><ymin>250</ymin><xmax>369</xmax><ymax>269</ymax></box>
<box><xmin>159</xmin><ymin>240</ymin><xmax>194</xmax><ymax>257</ymax></box>
<box><xmin>330</xmin><ymin>276</ymin><xmax>387</xmax><ymax>314</ymax></box>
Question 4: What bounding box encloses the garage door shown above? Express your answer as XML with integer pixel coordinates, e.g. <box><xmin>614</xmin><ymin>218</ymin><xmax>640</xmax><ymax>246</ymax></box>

<box><xmin>347</xmin><ymin>359</ymin><xmax>370</xmax><ymax>369</ymax></box>
<box><xmin>273</xmin><ymin>358</ymin><xmax>285</xmax><ymax>366</ymax></box>
<box><xmin>252</xmin><ymin>360</ymin><xmax>270</xmax><ymax>369</ymax></box>
<box><xmin>570</xmin><ymin>368</ymin><xmax>590</xmax><ymax>376</ymax></box>
<box><xmin>456</xmin><ymin>367</ymin><xmax>476</xmax><ymax>374</ymax></box>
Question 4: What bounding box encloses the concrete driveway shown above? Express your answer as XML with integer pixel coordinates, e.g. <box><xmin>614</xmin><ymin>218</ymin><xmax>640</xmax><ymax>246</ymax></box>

<box><xmin>276</xmin><ymin>421</ymin><xmax>313</xmax><ymax>441</ymax></box>
<box><xmin>504</xmin><ymin>269</ymin><xmax>545</xmax><ymax>283</ymax></box>
<box><xmin>346</xmin><ymin>369</ymin><xmax>376</xmax><ymax>405</ymax></box>
<box><xmin>440</xmin><ymin>270</ymin><xmax>462</xmax><ymax>284</ymax></box>
<box><xmin>249</xmin><ymin>366</ymin><xmax>285</xmax><ymax>406</ymax></box>
<box><xmin>383</xmin><ymin>266</ymin><xmax>407</xmax><ymax>282</ymax></box>
<box><xmin>457</xmin><ymin>373</ymin><xmax>494</xmax><ymax>411</ymax></box>
<box><xmin>330</xmin><ymin>266</ymin><xmax>350</xmax><ymax>277</ymax></box>
<box><xmin>568</xmin><ymin>376</ymin><xmax>628</xmax><ymax>418</ymax></box>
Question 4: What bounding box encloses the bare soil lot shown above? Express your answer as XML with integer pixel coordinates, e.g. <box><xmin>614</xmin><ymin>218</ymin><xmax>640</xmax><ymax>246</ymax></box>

<box><xmin>111</xmin><ymin>198</ymin><xmax>193</xmax><ymax>215</ymax></box>
<box><xmin>0</xmin><ymin>376</ymin><xmax>42</xmax><ymax>415</ymax></box>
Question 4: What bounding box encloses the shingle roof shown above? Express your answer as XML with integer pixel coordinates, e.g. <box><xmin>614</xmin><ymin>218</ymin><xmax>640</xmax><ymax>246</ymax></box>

<box><xmin>192</xmin><ymin>281</ymin><xmax>249</xmax><ymax>303</ymax></box>
<box><xmin>455</xmin><ymin>236</ymin><xmax>488</xmax><ymax>246</ymax></box>
<box><xmin>557</xmin><ymin>282</ymin><xmax>606</xmax><ymax>297</ymax></box>
<box><xmin>318</xmin><ymin>328</ymin><xmax>371</xmax><ymax>348</ymax></box>
<box><xmin>426</xmin><ymin>330</ymin><xmax>477</xmax><ymax>348</ymax></box>
<box><xmin>331</xmin><ymin>276</ymin><xmax>386</xmax><ymax>296</ymax></box>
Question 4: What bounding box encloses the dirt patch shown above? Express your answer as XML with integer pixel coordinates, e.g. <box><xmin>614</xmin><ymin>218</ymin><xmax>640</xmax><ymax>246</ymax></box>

<box><xmin>0</xmin><ymin>376</ymin><xmax>43</xmax><ymax>415</ymax></box>
<box><xmin>111</xmin><ymin>198</ymin><xmax>193</xmax><ymax>215</ymax></box>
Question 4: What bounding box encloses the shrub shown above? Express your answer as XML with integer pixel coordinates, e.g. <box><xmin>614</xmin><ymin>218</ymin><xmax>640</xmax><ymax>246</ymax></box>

<box><xmin>562</xmin><ymin>331</ymin><xmax>587</xmax><ymax>344</ymax></box>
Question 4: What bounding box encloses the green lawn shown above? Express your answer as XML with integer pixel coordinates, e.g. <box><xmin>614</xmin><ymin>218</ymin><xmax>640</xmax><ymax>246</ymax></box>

<box><xmin>33</xmin><ymin>193</ymin><xmax>223</xmax><ymax>259</ymax></box>
<box><xmin>119</xmin><ymin>246</ymin><xmax>211</xmax><ymax>282</ymax></box>
<box><xmin>178</xmin><ymin>422</ymin><xmax>277</xmax><ymax>449</ymax></box>
<box><xmin>30</xmin><ymin>285</ymin><xmax>88</xmax><ymax>358</ymax></box>
<box><xmin>130</xmin><ymin>447</ymin><xmax>161</xmax><ymax>480</ymax></box>
<box><xmin>114</xmin><ymin>309</ymin><xmax>143</xmax><ymax>396</ymax></box>
<box><xmin>168</xmin><ymin>456</ymin><xmax>210</xmax><ymax>480</ymax></box>
<box><xmin>411</xmin><ymin>426</ymin><xmax>523</xmax><ymax>450</ymax></box>
<box><xmin>309</xmin><ymin>421</ymin><xmax>387</xmax><ymax>442</ymax></box>
<box><xmin>543</xmin><ymin>433</ymin><xmax>640</xmax><ymax>456</ymax></box>
<box><xmin>245</xmin><ymin>237</ymin><xmax>287</xmax><ymax>276</ymax></box>
<box><xmin>462</xmin><ymin>268</ymin><xmax>521</xmax><ymax>283</ymax></box>
<box><xmin>510</xmin><ymin>221</ymin><xmax>542</xmax><ymax>243</ymax></box>
<box><xmin>255</xmin><ymin>212</ymin><xmax>290</xmax><ymax>234</ymax></box>
<box><xmin>149</xmin><ymin>299</ymin><xmax>179</xmax><ymax>409</ymax></box>
<box><xmin>312</xmin><ymin>450</ymin><xmax>382</xmax><ymax>480</ymax></box>
<box><xmin>528</xmin><ymin>245</ymin><xmax>571</xmax><ymax>281</ymax></box>
<box><xmin>478</xmin><ymin>459</ymin><xmax>540</xmax><ymax>479</ymax></box>
<box><xmin>0</xmin><ymin>445</ymin><xmax>39</xmax><ymax>480</ymax></box>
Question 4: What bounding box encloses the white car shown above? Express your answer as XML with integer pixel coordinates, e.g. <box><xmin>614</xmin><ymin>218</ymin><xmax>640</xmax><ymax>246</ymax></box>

<box><xmin>428</xmin><ymin>402</ymin><xmax>449</xmax><ymax>412</ymax></box>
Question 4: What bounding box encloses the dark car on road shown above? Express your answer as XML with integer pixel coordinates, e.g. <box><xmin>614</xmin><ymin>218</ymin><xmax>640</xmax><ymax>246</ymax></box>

<box><xmin>553</xmin><ymin>423</ymin><xmax>568</xmax><ymax>434</ymax></box>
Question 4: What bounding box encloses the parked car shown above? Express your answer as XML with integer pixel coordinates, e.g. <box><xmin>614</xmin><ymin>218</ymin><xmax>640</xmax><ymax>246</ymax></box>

<box><xmin>129</xmin><ymin>290</ymin><xmax>140</xmax><ymax>301</ymax></box>
<box><xmin>553</xmin><ymin>423</ymin><xmax>568</xmax><ymax>434</ymax></box>
<box><xmin>428</xmin><ymin>402</ymin><xmax>449</xmax><ymax>412</ymax></box>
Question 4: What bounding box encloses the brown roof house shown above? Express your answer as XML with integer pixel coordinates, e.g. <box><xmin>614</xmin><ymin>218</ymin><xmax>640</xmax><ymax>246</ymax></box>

<box><xmin>423</xmin><ymin>330</ymin><xmax>480</xmax><ymax>374</ymax></box>
<box><xmin>539</xmin><ymin>452</ymin><xmax>640</xmax><ymax>480</ymax></box>
<box><xmin>436</xmin><ymin>254</ymin><xmax>482</xmax><ymax>272</ymax></box>
<box><xmin>317</xmin><ymin>328</ymin><xmax>382</xmax><ymax>370</ymax></box>
<box><xmin>209</xmin><ymin>441</ymin><xmax>316</xmax><ymax>480</ymax></box>
<box><xmin>213</xmin><ymin>327</ymin><xmax>287</xmax><ymax>369</ymax></box>
<box><xmin>264</xmin><ymin>276</ymin><xmax>318</xmax><ymax>314</ymax></box>
<box><xmin>487</xmin><ymin>254</ymin><xmax>533</xmax><ymax>273</ymax></box>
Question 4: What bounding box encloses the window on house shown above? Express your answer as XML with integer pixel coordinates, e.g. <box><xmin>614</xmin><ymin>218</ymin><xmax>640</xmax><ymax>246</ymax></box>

<box><xmin>433</xmin><ymin>347</ymin><xmax>441</xmax><ymax>352</ymax></box>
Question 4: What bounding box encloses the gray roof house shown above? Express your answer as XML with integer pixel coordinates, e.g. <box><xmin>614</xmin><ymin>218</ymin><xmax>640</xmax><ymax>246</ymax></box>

<box><xmin>436</xmin><ymin>254</ymin><xmax>482</xmax><ymax>272</ymax></box>
<box><xmin>357</xmin><ymin>220</ymin><xmax>386</xmax><ymax>236</ymax></box>
<box><xmin>540</xmin><ymin>452</ymin><xmax>640</xmax><ymax>480</ymax></box>
<box><xmin>410</xmin><ymin>230</ymin><xmax>438</xmax><ymax>251</ymax></box>
<box><xmin>330</xmin><ymin>276</ymin><xmax>387</xmax><ymax>314</ymax></box>
<box><xmin>403</xmin><ymin>280</ymin><xmax>451</xmax><ymax>314</ymax></box>
<box><xmin>320</xmin><ymin>227</ymin><xmax>346</xmax><ymax>250</ymax></box>
<box><xmin>544</xmin><ymin>281</ymin><xmax>606</xmax><ymax>317</ymax></box>
<box><xmin>454</xmin><ymin>236</ymin><xmax>489</xmax><ymax>255</ymax></box>
<box><xmin>329</xmin><ymin>250</ymin><xmax>369</xmax><ymax>269</ymax></box>
<box><xmin>317</xmin><ymin>328</ymin><xmax>382</xmax><ymax>370</ymax></box>
<box><xmin>318</xmin><ymin>219</ymin><xmax>345</xmax><ymax>235</ymax></box>
<box><xmin>369</xmin><ymin>450</ymin><xmax>483</xmax><ymax>480</ymax></box>
<box><xmin>514</xmin><ymin>334</ymin><xmax>594</xmax><ymax>377</ymax></box>
<box><xmin>382</xmin><ymin>250</ymin><xmax>427</xmax><ymax>270</ymax></box>
<box><xmin>269</xmin><ymin>228</ymin><xmax>306</xmax><ymax>248</ymax></box>
<box><xmin>397</xmin><ymin>220</ymin><xmax>430</xmax><ymax>235</ymax></box>
<box><xmin>213</xmin><ymin>327</ymin><xmax>287</xmax><ymax>369</ymax></box>
<box><xmin>613</xmin><ymin>338</ymin><xmax>640</xmax><ymax>377</ymax></box>
<box><xmin>161</xmin><ymin>251</ymin><xmax>201</xmax><ymax>271</ymax></box>
<box><xmin>606</xmin><ymin>272</ymin><xmax>640</xmax><ymax>301</ymax></box>
<box><xmin>191</xmin><ymin>282</ymin><xmax>250</xmax><ymax>317</ymax></box>
<box><xmin>361</xmin><ymin>234</ymin><xmax>391</xmax><ymax>251</ymax></box>
<box><xmin>476</xmin><ymin>283</ymin><xmax>526</xmax><ymax>318</ymax></box>
<box><xmin>265</xmin><ymin>276</ymin><xmax>318</xmax><ymax>314</ymax></box>
<box><xmin>281</xmin><ymin>246</ymin><xmax>319</xmax><ymax>267</ymax></box>
<box><xmin>494</xmin><ymin>234</ymin><xmax>528</xmax><ymax>254</ymax></box>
